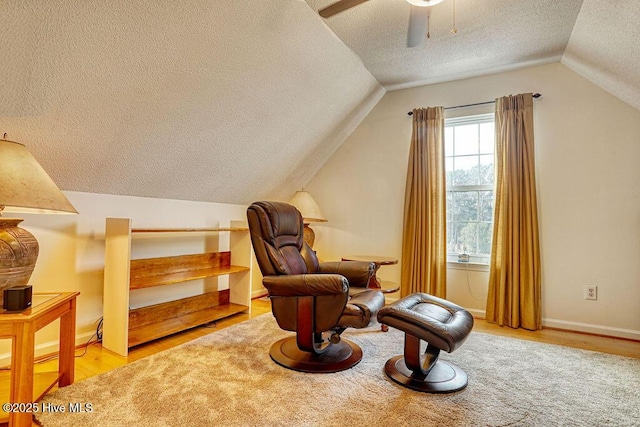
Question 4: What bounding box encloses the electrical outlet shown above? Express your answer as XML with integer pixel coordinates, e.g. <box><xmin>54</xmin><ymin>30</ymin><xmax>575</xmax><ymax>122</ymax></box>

<box><xmin>584</xmin><ymin>285</ymin><xmax>597</xmax><ymax>300</ymax></box>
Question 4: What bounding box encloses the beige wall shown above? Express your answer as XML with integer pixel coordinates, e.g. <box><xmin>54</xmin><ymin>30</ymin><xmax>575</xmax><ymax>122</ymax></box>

<box><xmin>307</xmin><ymin>62</ymin><xmax>640</xmax><ymax>339</ymax></box>
<box><xmin>1</xmin><ymin>192</ymin><xmax>263</xmax><ymax>363</ymax></box>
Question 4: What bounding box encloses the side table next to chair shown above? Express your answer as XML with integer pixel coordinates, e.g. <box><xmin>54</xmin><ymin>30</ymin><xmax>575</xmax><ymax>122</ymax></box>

<box><xmin>341</xmin><ymin>255</ymin><xmax>400</xmax><ymax>294</ymax></box>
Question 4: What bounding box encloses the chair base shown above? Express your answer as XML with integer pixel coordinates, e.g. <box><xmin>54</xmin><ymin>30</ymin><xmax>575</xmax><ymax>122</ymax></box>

<box><xmin>270</xmin><ymin>336</ymin><xmax>363</xmax><ymax>373</ymax></box>
<box><xmin>384</xmin><ymin>355</ymin><xmax>468</xmax><ymax>393</ymax></box>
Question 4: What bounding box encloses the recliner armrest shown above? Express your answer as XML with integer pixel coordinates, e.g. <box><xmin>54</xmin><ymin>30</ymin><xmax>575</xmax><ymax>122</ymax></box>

<box><xmin>263</xmin><ymin>274</ymin><xmax>348</xmax><ymax>297</ymax></box>
<box><xmin>318</xmin><ymin>261</ymin><xmax>374</xmax><ymax>288</ymax></box>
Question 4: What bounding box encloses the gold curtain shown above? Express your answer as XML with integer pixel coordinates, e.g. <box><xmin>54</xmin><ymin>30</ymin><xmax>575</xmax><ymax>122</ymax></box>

<box><xmin>401</xmin><ymin>107</ymin><xmax>447</xmax><ymax>298</ymax></box>
<box><xmin>486</xmin><ymin>93</ymin><xmax>541</xmax><ymax>330</ymax></box>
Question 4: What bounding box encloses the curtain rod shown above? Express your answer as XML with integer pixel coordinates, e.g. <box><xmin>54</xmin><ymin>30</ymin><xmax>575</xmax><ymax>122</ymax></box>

<box><xmin>407</xmin><ymin>93</ymin><xmax>542</xmax><ymax>116</ymax></box>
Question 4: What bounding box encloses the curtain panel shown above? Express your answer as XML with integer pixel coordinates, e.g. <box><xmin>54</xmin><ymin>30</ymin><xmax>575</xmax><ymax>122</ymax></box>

<box><xmin>401</xmin><ymin>107</ymin><xmax>447</xmax><ymax>298</ymax></box>
<box><xmin>486</xmin><ymin>93</ymin><xmax>542</xmax><ymax>330</ymax></box>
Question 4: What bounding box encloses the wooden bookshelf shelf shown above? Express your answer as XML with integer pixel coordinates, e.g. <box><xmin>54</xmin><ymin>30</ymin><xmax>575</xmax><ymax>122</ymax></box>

<box><xmin>103</xmin><ymin>218</ymin><xmax>253</xmax><ymax>356</ymax></box>
<box><xmin>128</xmin><ymin>298</ymin><xmax>247</xmax><ymax>347</ymax></box>
<box><xmin>129</xmin><ymin>252</ymin><xmax>249</xmax><ymax>289</ymax></box>
<box><xmin>131</xmin><ymin>227</ymin><xmax>248</xmax><ymax>233</ymax></box>
<box><xmin>129</xmin><ymin>265</ymin><xmax>250</xmax><ymax>290</ymax></box>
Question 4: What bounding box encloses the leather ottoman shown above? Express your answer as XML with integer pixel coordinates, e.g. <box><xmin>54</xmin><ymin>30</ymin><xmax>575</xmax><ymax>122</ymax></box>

<box><xmin>377</xmin><ymin>292</ymin><xmax>474</xmax><ymax>393</ymax></box>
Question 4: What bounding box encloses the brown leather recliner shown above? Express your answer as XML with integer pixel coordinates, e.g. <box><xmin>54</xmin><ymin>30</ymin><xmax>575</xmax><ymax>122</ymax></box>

<box><xmin>247</xmin><ymin>201</ymin><xmax>385</xmax><ymax>373</ymax></box>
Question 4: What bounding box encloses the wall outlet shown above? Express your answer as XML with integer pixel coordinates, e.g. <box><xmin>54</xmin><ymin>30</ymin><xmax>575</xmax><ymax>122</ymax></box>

<box><xmin>584</xmin><ymin>285</ymin><xmax>598</xmax><ymax>300</ymax></box>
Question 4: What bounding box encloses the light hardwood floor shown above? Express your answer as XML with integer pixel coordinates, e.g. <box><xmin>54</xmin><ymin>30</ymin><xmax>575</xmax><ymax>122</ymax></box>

<box><xmin>5</xmin><ymin>297</ymin><xmax>638</xmax><ymax>426</ymax></box>
<box><xmin>36</xmin><ymin>298</ymin><xmax>640</xmax><ymax>382</ymax></box>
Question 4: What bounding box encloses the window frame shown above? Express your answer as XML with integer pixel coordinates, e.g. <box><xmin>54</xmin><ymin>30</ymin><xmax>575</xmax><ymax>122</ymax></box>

<box><xmin>445</xmin><ymin>113</ymin><xmax>495</xmax><ymax>268</ymax></box>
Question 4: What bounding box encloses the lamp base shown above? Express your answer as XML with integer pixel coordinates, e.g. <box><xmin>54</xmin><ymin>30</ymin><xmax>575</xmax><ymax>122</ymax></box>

<box><xmin>0</xmin><ymin>218</ymin><xmax>39</xmax><ymax>308</ymax></box>
<box><xmin>302</xmin><ymin>224</ymin><xmax>315</xmax><ymax>248</ymax></box>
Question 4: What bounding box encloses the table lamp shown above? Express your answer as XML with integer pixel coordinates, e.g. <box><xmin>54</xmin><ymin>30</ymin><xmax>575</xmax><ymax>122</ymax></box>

<box><xmin>288</xmin><ymin>190</ymin><xmax>327</xmax><ymax>248</ymax></box>
<box><xmin>0</xmin><ymin>137</ymin><xmax>78</xmax><ymax>309</ymax></box>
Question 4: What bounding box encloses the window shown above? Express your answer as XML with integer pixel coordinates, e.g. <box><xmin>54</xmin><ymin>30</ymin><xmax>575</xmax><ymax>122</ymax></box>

<box><xmin>445</xmin><ymin>114</ymin><xmax>495</xmax><ymax>264</ymax></box>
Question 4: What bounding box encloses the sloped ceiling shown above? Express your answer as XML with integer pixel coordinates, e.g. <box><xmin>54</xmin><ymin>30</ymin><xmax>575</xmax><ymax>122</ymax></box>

<box><xmin>306</xmin><ymin>0</ymin><xmax>584</xmax><ymax>90</ymax></box>
<box><xmin>562</xmin><ymin>0</ymin><xmax>640</xmax><ymax>111</ymax></box>
<box><xmin>1</xmin><ymin>0</ymin><xmax>639</xmax><ymax>207</ymax></box>
<box><xmin>0</xmin><ymin>0</ymin><xmax>384</xmax><ymax>205</ymax></box>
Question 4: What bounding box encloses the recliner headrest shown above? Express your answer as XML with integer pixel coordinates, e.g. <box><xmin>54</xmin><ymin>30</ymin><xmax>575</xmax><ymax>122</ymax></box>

<box><xmin>249</xmin><ymin>201</ymin><xmax>304</xmax><ymax>249</ymax></box>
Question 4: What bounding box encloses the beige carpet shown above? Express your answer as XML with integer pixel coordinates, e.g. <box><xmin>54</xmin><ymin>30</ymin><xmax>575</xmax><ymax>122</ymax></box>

<box><xmin>36</xmin><ymin>314</ymin><xmax>640</xmax><ymax>426</ymax></box>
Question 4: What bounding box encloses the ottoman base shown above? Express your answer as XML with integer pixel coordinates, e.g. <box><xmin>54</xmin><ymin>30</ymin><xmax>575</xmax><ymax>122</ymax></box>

<box><xmin>384</xmin><ymin>355</ymin><xmax>468</xmax><ymax>393</ymax></box>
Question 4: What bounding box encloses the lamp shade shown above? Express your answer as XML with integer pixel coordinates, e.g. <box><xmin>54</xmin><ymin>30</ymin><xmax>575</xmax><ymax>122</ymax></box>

<box><xmin>0</xmin><ymin>139</ymin><xmax>77</xmax><ymax>214</ymax></box>
<box><xmin>288</xmin><ymin>191</ymin><xmax>327</xmax><ymax>223</ymax></box>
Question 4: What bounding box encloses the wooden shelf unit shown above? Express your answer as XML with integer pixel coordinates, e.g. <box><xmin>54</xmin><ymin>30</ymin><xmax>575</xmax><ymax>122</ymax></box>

<box><xmin>103</xmin><ymin>218</ymin><xmax>252</xmax><ymax>356</ymax></box>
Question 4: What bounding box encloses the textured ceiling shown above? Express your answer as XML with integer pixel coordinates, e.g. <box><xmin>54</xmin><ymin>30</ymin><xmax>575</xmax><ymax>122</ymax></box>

<box><xmin>1</xmin><ymin>0</ymin><xmax>639</xmax><ymax>207</ymax></box>
<box><xmin>305</xmin><ymin>0</ymin><xmax>585</xmax><ymax>90</ymax></box>
<box><xmin>0</xmin><ymin>0</ymin><xmax>384</xmax><ymax>205</ymax></box>
<box><xmin>562</xmin><ymin>0</ymin><xmax>640</xmax><ymax>111</ymax></box>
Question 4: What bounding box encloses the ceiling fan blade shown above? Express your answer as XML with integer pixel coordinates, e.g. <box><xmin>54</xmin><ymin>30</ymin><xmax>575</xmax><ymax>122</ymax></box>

<box><xmin>407</xmin><ymin>5</ymin><xmax>428</xmax><ymax>48</ymax></box>
<box><xmin>319</xmin><ymin>0</ymin><xmax>369</xmax><ymax>18</ymax></box>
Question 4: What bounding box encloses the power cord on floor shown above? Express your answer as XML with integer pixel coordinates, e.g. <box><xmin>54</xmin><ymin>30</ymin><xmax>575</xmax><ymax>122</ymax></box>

<box><xmin>74</xmin><ymin>317</ymin><xmax>103</xmax><ymax>358</ymax></box>
<box><xmin>96</xmin><ymin>317</ymin><xmax>103</xmax><ymax>342</ymax></box>
<box><xmin>464</xmin><ymin>256</ymin><xmax>488</xmax><ymax>301</ymax></box>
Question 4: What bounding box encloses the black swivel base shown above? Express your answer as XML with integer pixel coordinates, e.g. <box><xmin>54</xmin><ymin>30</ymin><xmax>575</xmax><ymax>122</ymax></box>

<box><xmin>384</xmin><ymin>355</ymin><xmax>468</xmax><ymax>393</ymax></box>
<box><xmin>269</xmin><ymin>337</ymin><xmax>363</xmax><ymax>373</ymax></box>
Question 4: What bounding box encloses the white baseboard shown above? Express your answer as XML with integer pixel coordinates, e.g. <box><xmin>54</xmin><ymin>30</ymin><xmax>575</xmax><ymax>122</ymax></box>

<box><xmin>542</xmin><ymin>318</ymin><xmax>640</xmax><ymax>341</ymax></box>
<box><xmin>467</xmin><ymin>308</ymin><xmax>487</xmax><ymax>319</ymax></box>
<box><xmin>0</xmin><ymin>330</ymin><xmax>96</xmax><ymax>367</ymax></box>
<box><xmin>469</xmin><ymin>309</ymin><xmax>640</xmax><ymax>341</ymax></box>
<box><xmin>251</xmin><ymin>289</ymin><xmax>268</xmax><ymax>299</ymax></box>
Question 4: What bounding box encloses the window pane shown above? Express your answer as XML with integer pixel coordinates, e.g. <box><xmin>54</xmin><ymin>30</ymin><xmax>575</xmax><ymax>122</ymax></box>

<box><xmin>480</xmin><ymin>122</ymin><xmax>494</xmax><ymax>154</ymax></box>
<box><xmin>445</xmin><ymin>157</ymin><xmax>453</xmax><ymax>186</ymax></box>
<box><xmin>456</xmin><ymin>222</ymin><xmax>478</xmax><ymax>254</ymax></box>
<box><xmin>478</xmin><ymin>222</ymin><xmax>493</xmax><ymax>256</ymax></box>
<box><xmin>453</xmin><ymin>155</ymin><xmax>479</xmax><ymax>185</ymax></box>
<box><xmin>452</xmin><ymin>191</ymin><xmax>478</xmax><ymax>221</ymax></box>
<box><xmin>480</xmin><ymin>154</ymin><xmax>494</xmax><ymax>185</ymax></box>
<box><xmin>454</xmin><ymin>124</ymin><xmax>479</xmax><ymax>156</ymax></box>
<box><xmin>479</xmin><ymin>191</ymin><xmax>494</xmax><ymax>221</ymax></box>
<box><xmin>445</xmin><ymin>127</ymin><xmax>453</xmax><ymax>155</ymax></box>
<box><xmin>448</xmin><ymin>222</ymin><xmax>461</xmax><ymax>253</ymax></box>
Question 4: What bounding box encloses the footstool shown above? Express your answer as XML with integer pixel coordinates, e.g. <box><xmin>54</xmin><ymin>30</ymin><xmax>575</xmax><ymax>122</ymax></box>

<box><xmin>377</xmin><ymin>292</ymin><xmax>474</xmax><ymax>393</ymax></box>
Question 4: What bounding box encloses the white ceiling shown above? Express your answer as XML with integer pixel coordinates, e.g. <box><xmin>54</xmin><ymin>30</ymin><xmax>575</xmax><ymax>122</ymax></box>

<box><xmin>305</xmin><ymin>0</ymin><xmax>584</xmax><ymax>90</ymax></box>
<box><xmin>1</xmin><ymin>0</ymin><xmax>639</xmax><ymax>207</ymax></box>
<box><xmin>562</xmin><ymin>0</ymin><xmax>640</xmax><ymax>112</ymax></box>
<box><xmin>0</xmin><ymin>0</ymin><xmax>383</xmax><ymax>205</ymax></box>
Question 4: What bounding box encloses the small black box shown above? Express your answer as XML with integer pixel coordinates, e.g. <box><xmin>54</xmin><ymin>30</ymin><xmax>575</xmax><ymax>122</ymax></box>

<box><xmin>3</xmin><ymin>285</ymin><xmax>33</xmax><ymax>311</ymax></box>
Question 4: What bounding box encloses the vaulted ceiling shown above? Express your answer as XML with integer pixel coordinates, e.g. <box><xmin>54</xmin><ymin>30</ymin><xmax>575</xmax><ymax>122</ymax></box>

<box><xmin>306</xmin><ymin>0</ymin><xmax>584</xmax><ymax>90</ymax></box>
<box><xmin>1</xmin><ymin>0</ymin><xmax>638</xmax><ymax>206</ymax></box>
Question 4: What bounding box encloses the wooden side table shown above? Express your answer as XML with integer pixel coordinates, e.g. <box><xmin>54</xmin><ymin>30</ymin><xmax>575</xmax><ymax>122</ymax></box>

<box><xmin>341</xmin><ymin>255</ymin><xmax>400</xmax><ymax>294</ymax></box>
<box><xmin>0</xmin><ymin>292</ymin><xmax>79</xmax><ymax>427</ymax></box>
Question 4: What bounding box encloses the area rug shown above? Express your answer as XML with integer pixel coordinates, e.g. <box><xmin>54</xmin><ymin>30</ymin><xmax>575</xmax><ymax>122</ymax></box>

<box><xmin>36</xmin><ymin>314</ymin><xmax>640</xmax><ymax>426</ymax></box>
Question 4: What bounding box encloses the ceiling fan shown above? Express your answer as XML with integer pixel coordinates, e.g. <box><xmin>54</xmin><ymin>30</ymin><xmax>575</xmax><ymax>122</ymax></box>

<box><xmin>318</xmin><ymin>0</ymin><xmax>450</xmax><ymax>48</ymax></box>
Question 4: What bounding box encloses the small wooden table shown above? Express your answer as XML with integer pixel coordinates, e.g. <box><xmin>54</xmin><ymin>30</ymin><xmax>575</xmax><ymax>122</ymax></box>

<box><xmin>0</xmin><ymin>292</ymin><xmax>79</xmax><ymax>427</ymax></box>
<box><xmin>341</xmin><ymin>255</ymin><xmax>400</xmax><ymax>294</ymax></box>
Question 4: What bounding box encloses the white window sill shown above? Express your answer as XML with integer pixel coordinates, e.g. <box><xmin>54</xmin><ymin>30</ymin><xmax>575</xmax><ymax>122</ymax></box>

<box><xmin>447</xmin><ymin>261</ymin><xmax>490</xmax><ymax>272</ymax></box>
